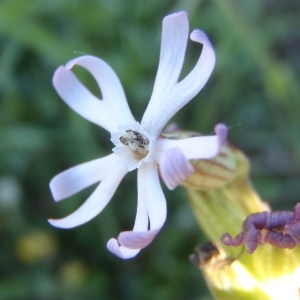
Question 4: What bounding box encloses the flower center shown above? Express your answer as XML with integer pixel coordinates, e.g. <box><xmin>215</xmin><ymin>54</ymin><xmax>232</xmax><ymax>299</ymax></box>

<box><xmin>119</xmin><ymin>130</ymin><xmax>150</xmax><ymax>159</ymax></box>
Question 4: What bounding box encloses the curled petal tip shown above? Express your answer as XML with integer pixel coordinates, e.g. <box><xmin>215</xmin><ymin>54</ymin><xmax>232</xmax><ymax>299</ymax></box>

<box><xmin>159</xmin><ymin>147</ymin><xmax>194</xmax><ymax>190</ymax></box>
<box><xmin>118</xmin><ymin>229</ymin><xmax>159</xmax><ymax>249</ymax></box>
<box><xmin>190</xmin><ymin>29</ymin><xmax>206</xmax><ymax>41</ymax></box>
<box><xmin>190</xmin><ymin>29</ymin><xmax>213</xmax><ymax>49</ymax></box>
<box><xmin>106</xmin><ymin>238</ymin><xmax>140</xmax><ymax>259</ymax></box>
<box><xmin>215</xmin><ymin>123</ymin><xmax>228</xmax><ymax>145</ymax></box>
<box><xmin>189</xmin><ymin>29</ymin><xmax>216</xmax><ymax>70</ymax></box>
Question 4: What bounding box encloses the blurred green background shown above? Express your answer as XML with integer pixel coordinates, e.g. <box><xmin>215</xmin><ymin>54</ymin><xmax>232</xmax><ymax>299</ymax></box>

<box><xmin>1</xmin><ymin>0</ymin><xmax>300</xmax><ymax>299</ymax></box>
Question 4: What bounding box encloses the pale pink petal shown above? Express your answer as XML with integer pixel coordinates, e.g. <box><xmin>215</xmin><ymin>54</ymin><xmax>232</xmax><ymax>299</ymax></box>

<box><xmin>142</xmin><ymin>164</ymin><xmax>167</xmax><ymax>230</ymax></box>
<box><xmin>106</xmin><ymin>165</ymin><xmax>150</xmax><ymax>258</ymax></box>
<box><xmin>142</xmin><ymin>28</ymin><xmax>216</xmax><ymax>137</ymax></box>
<box><xmin>118</xmin><ymin>229</ymin><xmax>159</xmax><ymax>249</ymax></box>
<box><xmin>153</xmin><ymin>11</ymin><xmax>188</xmax><ymax>87</ymax></box>
<box><xmin>116</xmin><ymin>164</ymin><xmax>167</xmax><ymax>249</ymax></box>
<box><xmin>157</xmin><ymin>123</ymin><xmax>228</xmax><ymax>160</ymax></box>
<box><xmin>66</xmin><ymin>56</ymin><xmax>135</xmax><ymax>126</ymax></box>
<box><xmin>48</xmin><ymin>163</ymin><xmax>128</xmax><ymax>228</ymax></box>
<box><xmin>158</xmin><ymin>148</ymin><xmax>194</xmax><ymax>190</ymax></box>
<box><xmin>50</xmin><ymin>154</ymin><xmax>117</xmax><ymax>201</ymax></box>
<box><xmin>53</xmin><ymin>66</ymin><xmax>115</xmax><ymax>132</ymax></box>
<box><xmin>142</xmin><ymin>11</ymin><xmax>189</xmax><ymax>131</ymax></box>
<box><xmin>106</xmin><ymin>238</ymin><xmax>140</xmax><ymax>259</ymax></box>
<box><xmin>175</xmin><ymin>29</ymin><xmax>216</xmax><ymax>105</ymax></box>
<box><xmin>53</xmin><ymin>56</ymin><xmax>135</xmax><ymax>133</ymax></box>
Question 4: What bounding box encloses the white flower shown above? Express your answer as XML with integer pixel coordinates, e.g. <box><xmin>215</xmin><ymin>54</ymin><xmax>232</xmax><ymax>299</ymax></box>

<box><xmin>49</xmin><ymin>11</ymin><xmax>227</xmax><ymax>259</ymax></box>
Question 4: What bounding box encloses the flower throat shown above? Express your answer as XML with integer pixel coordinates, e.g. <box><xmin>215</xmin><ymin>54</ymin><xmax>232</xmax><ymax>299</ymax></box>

<box><xmin>119</xmin><ymin>130</ymin><xmax>150</xmax><ymax>158</ymax></box>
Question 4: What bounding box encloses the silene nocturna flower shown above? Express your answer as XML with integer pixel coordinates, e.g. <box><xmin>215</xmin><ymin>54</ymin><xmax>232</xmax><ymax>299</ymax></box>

<box><xmin>48</xmin><ymin>11</ymin><xmax>227</xmax><ymax>259</ymax></box>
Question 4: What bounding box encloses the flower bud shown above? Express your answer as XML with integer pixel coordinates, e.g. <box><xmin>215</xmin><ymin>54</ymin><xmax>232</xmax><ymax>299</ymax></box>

<box><xmin>182</xmin><ymin>141</ymin><xmax>300</xmax><ymax>299</ymax></box>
